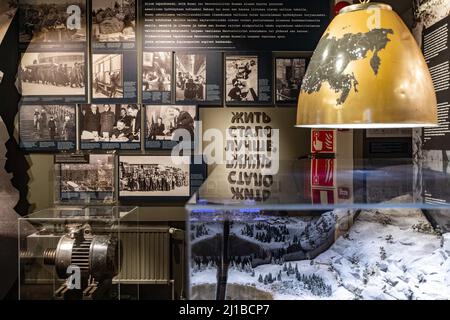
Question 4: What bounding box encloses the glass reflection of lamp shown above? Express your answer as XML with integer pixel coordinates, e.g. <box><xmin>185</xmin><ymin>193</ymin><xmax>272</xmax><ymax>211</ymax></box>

<box><xmin>296</xmin><ymin>1</ymin><xmax>438</xmax><ymax>129</ymax></box>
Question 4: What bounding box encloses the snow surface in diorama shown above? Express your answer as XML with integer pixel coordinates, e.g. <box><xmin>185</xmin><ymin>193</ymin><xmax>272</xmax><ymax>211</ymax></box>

<box><xmin>190</xmin><ymin>198</ymin><xmax>450</xmax><ymax>300</ymax></box>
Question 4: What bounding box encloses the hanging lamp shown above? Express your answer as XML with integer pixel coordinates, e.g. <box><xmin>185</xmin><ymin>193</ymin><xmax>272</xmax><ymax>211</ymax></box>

<box><xmin>296</xmin><ymin>1</ymin><xmax>438</xmax><ymax>129</ymax></box>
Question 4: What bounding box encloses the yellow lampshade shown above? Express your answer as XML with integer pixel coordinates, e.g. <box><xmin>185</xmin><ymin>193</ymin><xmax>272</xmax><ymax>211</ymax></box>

<box><xmin>296</xmin><ymin>3</ymin><xmax>438</xmax><ymax>129</ymax></box>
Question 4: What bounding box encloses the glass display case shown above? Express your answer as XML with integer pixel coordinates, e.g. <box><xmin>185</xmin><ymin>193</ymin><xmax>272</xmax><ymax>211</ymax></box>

<box><xmin>186</xmin><ymin>159</ymin><xmax>450</xmax><ymax>300</ymax></box>
<box><xmin>18</xmin><ymin>206</ymin><xmax>139</xmax><ymax>300</ymax></box>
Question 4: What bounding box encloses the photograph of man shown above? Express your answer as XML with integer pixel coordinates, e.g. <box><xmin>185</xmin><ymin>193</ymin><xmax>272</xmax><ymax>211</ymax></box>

<box><xmin>127</xmin><ymin>104</ymin><xmax>140</xmax><ymax>141</ymax></box>
<box><xmin>92</xmin><ymin>54</ymin><xmax>123</xmax><ymax>99</ymax></box>
<box><xmin>143</xmin><ymin>52</ymin><xmax>171</xmax><ymax>92</ymax></box>
<box><xmin>146</xmin><ymin>105</ymin><xmax>196</xmax><ymax>142</ymax></box>
<box><xmin>62</xmin><ymin>114</ymin><xmax>76</xmax><ymax>141</ymax></box>
<box><xmin>276</xmin><ymin>58</ymin><xmax>308</xmax><ymax>103</ymax></box>
<box><xmin>83</xmin><ymin>104</ymin><xmax>101</xmax><ymax>135</ymax></box>
<box><xmin>226</xmin><ymin>56</ymin><xmax>258</xmax><ymax>102</ymax></box>
<box><xmin>48</xmin><ymin>115</ymin><xmax>57</xmax><ymax>140</ymax></box>
<box><xmin>148</xmin><ymin>117</ymin><xmax>165</xmax><ymax>140</ymax></box>
<box><xmin>111</xmin><ymin>119</ymin><xmax>130</xmax><ymax>140</ymax></box>
<box><xmin>175</xmin><ymin>54</ymin><xmax>206</xmax><ymax>102</ymax></box>
<box><xmin>100</xmin><ymin>104</ymin><xmax>115</xmax><ymax>138</ymax></box>
<box><xmin>19</xmin><ymin>105</ymin><xmax>76</xmax><ymax>144</ymax></box>
<box><xmin>80</xmin><ymin>104</ymin><xmax>141</xmax><ymax>145</ymax></box>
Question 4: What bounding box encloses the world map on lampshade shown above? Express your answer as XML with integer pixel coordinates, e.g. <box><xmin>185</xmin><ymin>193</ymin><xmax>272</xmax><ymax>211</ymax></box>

<box><xmin>301</xmin><ymin>28</ymin><xmax>394</xmax><ymax>105</ymax></box>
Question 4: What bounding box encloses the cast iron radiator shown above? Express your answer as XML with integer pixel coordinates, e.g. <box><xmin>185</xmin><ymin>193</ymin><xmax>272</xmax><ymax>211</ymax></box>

<box><xmin>114</xmin><ymin>227</ymin><xmax>171</xmax><ymax>284</ymax></box>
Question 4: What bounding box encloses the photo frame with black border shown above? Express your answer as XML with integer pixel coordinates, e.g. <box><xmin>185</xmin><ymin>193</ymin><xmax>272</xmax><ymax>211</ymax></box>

<box><xmin>273</xmin><ymin>52</ymin><xmax>312</xmax><ymax>107</ymax></box>
<box><xmin>142</xmin><ymin>51</ymin><xmax>174</xmax><ymax>104</ymax></box>
<box><xmin>79</xmin><ymin>103</ymin><xmax>142</xmax><ymax>150</ymax></box>
<box><xmin>118</xmin><ymin>154</ymin><xmax>207</xmax><ymax>202</ymax></box>
<box><xmin>55</xmin><ymin>153</ymin><xmax>117</xmax><ymax>204</ymax></box>
<box><xmin>144</xmin><ymin>104</ymin><xmax>198</xmax><ymax>150</ymax></box>
<box><xmin>19</xmin><ymin>50</ymin><xmax>89</xmax><ymax>104</ymax></box>
<box><xmin>224</xmin><ymin>51</ymin><xmax>272</xmax><ymax>107</ymax></box>
<box><xmin>18</xmin><ymin>0</ymin><xmax>88</xmax><ymax>51</ymax></box>
<box><xmin>90</xmin><ymin>0</ymin><xmax>138</xmax><ymax>104</ymax></box>
<box><xmin>18</xmin><ymin>103</ymin><xmax>77</xmax><ymax>152</ymax></box>
<box><xmin>174</xmin><ymin>51</ymin><xmax>222</xmax><ymax>106</ymax></box>
<box><xmin>18</xmin><ymin>0</ymin><xmax>89</xmax><ymax>104</ymax></box>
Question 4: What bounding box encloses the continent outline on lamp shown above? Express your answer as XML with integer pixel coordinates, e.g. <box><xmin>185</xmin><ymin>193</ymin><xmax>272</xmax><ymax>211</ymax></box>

<box><xmin>301</xmin><ymin>28</ymin><xmax>394</xmax><ymax>105</ymax></box>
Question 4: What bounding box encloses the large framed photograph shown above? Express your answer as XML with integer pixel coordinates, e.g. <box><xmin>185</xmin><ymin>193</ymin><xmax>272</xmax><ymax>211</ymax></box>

<box><xmin>57</xmin><ymin>154</ymin><xmax>115</xmax><ymax>204</ymax></box>
<box><xmin>91</xmin><ymin>0</ymin><xmax>136</xmax><ymax>45</ymax></box>
<box><xmin>119</xmin><ymin>155</ymin><xmax>190</xmax><ymax>199</ymax></box>
<box><xmin>80</xmin><ymin>104</ymin><xmax>141</xmax><ymax>150</ymax></box>
<box><xmin>275</xmin><ymin>57</ymin><xmax>309</xmax><ymax>105</ymax></box>
<box><xmin>19</xmin><ymin>0</ymin><xmax>87</xmax><ymax>47</ymax></box>
<box><xmin>19</xmin><ymin>104</ymin><xmax>76</xmax><ymax>151</ymax></box>
<box><xmin>175</xmin><ymin>52</ymin><xmax>222</xmax><ymax>105</ymax></box>
<box><xmin>142</xmin><ymin>52</ymin><xmax>172</xmax><ymax>104</ymax></box>
<box><xmin>19</xmin><ymin>51</ymin><xmax>87</xmax><ymax>103</ymax></box>
<box><xmin>145</xmin><ymin>105</ymin><xmax>197</xmax><ymax>150</ymax></box>
<box><xmin>225</xmin><ymin>52</ymin><xmax>272</xmax><ymax>106</ymax></box>
<box><xmin>119</xmin><ymin>155</ymin><xmax>207</xmax><ymax>201</ymax></box>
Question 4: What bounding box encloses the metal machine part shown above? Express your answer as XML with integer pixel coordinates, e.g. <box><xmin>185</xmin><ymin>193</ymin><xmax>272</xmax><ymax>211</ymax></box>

<box><xmin>44</xmin><ymin>224</ymin><xmax>120</xmax><ymax>282</ymax></box>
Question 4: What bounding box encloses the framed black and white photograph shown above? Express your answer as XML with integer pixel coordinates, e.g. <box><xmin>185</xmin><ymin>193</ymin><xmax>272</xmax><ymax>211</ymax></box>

<box><xmin>91</xmin><ymin>0</ymin><xmax>136</xmax><ymax>44</ymax></box>
<box><xmin>119</xmin><ymin>155</ymin><xmax>190</xmax><ymax>199</ymax></box>
<box><xmin>80</xmin><ymin>104</ymin><xmax>141</xmax><ymax>150</ymax></box>
<box><xmin>275</xmin><ymin>57</ymin><xmax>309</xmax><ymax>105</ymax></box>
<box><xmin>58</xmin><ymin>154</ymin><xmax>115</xmax><ymax>203</ymax></box>
<box><xmin>175</xmin><ymin>53</ymin><xmax>206</xmax><ymax>102</ymax></box>
<box><xmin>19</xmin><ymin>0</ymin><xmax>87</xmax><ymax>45</ymax></box>
<box><xmin>174</xmin><ymin>52</ymin><xmax>222</xmax><ymax>105</ymax></box>
<box><xmin>145</xmin><ymin>105</ymin><xmax>197</xmax><ymax>150</ymax></box>
<box><xmin>225</xmin><ymin>55</ymin><xmax>258</xmax><ymax>103</ymax></box>
<box><xmin>92</xmin><ymin>53</ymin><xmax>123</xmax><ymax>99</ymax></box>
<box><xmin>19</xmin><ymin>104</ymin><xmax>76</xmax><ymax>151</ymax></box>
<box><xmin>142</xmin><ymin>51</ymin><xmax>172</xmax><ymax>104</ymax></box>
<box><xmin>225</xmin><ymin>52</ymin><xmax>272</xmax><ymax>106</ymax></box>
<box><xmin>19</xmin><ymin>51</ymin><xmax>87</xmax><ymax>103</ymax></box>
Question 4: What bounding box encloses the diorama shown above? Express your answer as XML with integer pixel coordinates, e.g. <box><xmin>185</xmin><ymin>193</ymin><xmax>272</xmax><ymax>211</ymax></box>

<box><xmin>190</xmin><ymin>208</ymin><xmax>450</xmax><ymax>300</ymax></box>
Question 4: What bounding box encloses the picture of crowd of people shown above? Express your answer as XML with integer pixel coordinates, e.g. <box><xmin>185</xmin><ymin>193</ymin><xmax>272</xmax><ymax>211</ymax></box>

<box><xmin>176</xmin><ymin>54</ymin><xmax>206</xmax><ymax>101</ymax></box>
<box><xmin>92</xmin><ymin>0</ymin><xmax>136</xmax><ymax>42</ymax></box>
<box><xmin>19</xmin><ymin>0</ymin><xmax>86</xmax><ymax>43</ymax></box>
<box><xmin>80</xmin><ymin>104</ymin><xmax>141</xmax><ymax>143</ymax></box>
<box><xmin>119</xmin><ymin>156</ymin><xmax>190</xmax><ymax>197</ymax></box>
<box><xmin>93</xmin><ymin>54</ymin><xmax>123</xmax><ymax>98</ymax></box>
<box><xmin>143</xmin><ymin>52</ymin><xmax>171</xmax><ymax>92</ymax></box>
<box><xmin>146</xmin><ymin>105</ymin><xmax>196</xmax><ymax>142</ymax></box>
<box><xmin>226</xmin><ymin>56</ymin><xmax>258</xmax><ymax>102</ymax></box>
<box><xmin>20</xmin><ymin>105</ymin><xmax>76</xmax><ymax>142</ymax></box>
<box><xmin>20</xmin><ymin>52</ymin><xmax>85</xmax><ymax>96</ymax></box>
<box><xmin>275</xmin><ymin>58</ymin><xmax>308</xmax><ymax>103</ymax></box>
<box><xmin>60</xmin><ymin>155</ymin><xmax>114</xmax><ymax>193</ymax></box>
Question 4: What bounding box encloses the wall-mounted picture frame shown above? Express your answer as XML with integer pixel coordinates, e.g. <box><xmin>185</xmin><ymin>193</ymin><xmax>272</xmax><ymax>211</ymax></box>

<box><xmin>118</xmin><ymin>155</ymin><xmax>207</xmax><ymax>202</ymax></box>
<box><xmin>56</xmin><ymin>154</ymin><xmax>116</xmax><ymax>204</ymax></box>
<box><xmin>175</xmin><ymin>51</ymin><xmax>222</xmax><ymax>106</ymax></box>
<box><xmin>19</xmin><ymin>104</ymin><xmax>77</xmax><ymax>152</ymax></box>
<box><xmin>142</xmin><ymin>51</ymin><xmax>173</xmax><ymax>104</ymax></box>
<box><xmin>144</xmin><ymin>105</ymin><xmax>197</xmax><ymax>150</ymax></box>
<box><xmin>274</xmin><ymin>55</ymin><xmax>311</xmax><ymax>106</ymax></box>
<box><xmin>225</xmin><ymin>52</ymin><xmax>272</xmax><ymax>107</ymax></box>
<box><xmin>79</xmin><ymin>103</ymin><xmax>141</xmax><ymax>150</ymax></box>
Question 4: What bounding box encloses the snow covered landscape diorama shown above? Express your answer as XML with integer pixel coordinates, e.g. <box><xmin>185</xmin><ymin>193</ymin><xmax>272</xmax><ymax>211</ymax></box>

<box><xmin>190</xmin><ymin>204</ymin><xmax>450</xmax><ymax>300</ymax></box>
